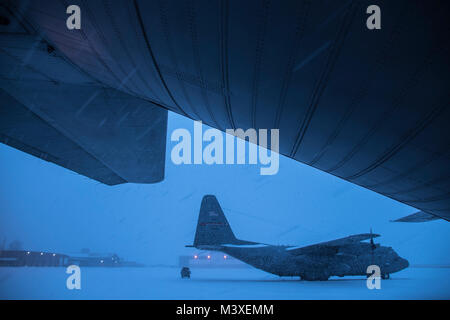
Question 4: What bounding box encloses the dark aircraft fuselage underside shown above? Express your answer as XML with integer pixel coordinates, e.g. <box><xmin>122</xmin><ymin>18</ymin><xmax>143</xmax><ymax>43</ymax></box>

<box><xmin>0</xmin><ymin>0</ymin><xmax>449</xmax><ymax>220</ymax></box>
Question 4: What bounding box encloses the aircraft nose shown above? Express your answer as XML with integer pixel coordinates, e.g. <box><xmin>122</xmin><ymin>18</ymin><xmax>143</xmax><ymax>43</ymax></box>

<box><xmin>399</xmin><ymin>258</ymin><xmax>409</xmax><ymax>270</ymax></box>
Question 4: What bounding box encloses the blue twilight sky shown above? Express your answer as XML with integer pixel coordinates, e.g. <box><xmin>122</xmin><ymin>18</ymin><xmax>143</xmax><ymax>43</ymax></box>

<box><xmin>0</xmin><ymin>112</ymin><xmax>449</xmax><ymax>265</ymax></box>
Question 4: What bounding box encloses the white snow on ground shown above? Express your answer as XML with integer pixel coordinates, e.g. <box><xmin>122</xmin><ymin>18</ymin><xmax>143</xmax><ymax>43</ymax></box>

<box><xmin>0</xmin><ymin>266</ymin><xmax>448</xmax><ymax>300</ymax></box>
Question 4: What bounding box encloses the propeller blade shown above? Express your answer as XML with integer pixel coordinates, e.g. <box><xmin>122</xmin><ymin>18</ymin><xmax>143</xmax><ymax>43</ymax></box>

<box><xmin>370</xmin><ymin>228</ymin><xmax>375</xmax><ymax>249</ymax></box>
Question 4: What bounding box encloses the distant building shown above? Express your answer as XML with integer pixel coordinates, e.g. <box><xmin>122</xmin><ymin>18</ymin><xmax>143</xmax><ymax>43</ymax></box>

<box><xmin>0</xmin><ymin>250</ymin><xmax>142</xmax><ymax>267</ymax></box>
<box><xmin>67</xmin><ymin>253</ymin><xmax>121</xmax><ymax>267</ymax></box>
<box><xmin>0</xmin><ymin>250</ymin><xmax>69</xmax><ymax>267</ymax></box>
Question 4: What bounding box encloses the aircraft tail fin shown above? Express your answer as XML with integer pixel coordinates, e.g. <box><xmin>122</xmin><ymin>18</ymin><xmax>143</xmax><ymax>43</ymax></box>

<box><xmin>193</xmin><ymin>195</ymin><xmax>240</xmax><ymax>246</ymax></box>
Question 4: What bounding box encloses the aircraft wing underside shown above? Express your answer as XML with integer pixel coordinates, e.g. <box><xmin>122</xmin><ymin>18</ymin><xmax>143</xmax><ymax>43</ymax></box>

<box><xmin>0</xmin><ymin>8</ymin><xmax>167</xmax><ymax>185</ymax></box>
<box><xmin>0</xmin><ymin>1</ymin><xmax>449</xmax><ymax>221</ymax></box>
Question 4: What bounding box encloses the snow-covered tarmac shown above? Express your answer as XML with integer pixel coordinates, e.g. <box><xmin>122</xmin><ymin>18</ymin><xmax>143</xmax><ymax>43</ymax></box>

<box><xmin>0</xmin><ymin>266</ymin><xmax>448</xmax><ymax>299</ymax></box>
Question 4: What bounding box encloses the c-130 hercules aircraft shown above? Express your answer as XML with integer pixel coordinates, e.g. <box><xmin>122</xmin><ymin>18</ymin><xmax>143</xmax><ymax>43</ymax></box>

<box><xmin>187</xmin><ymin>195</ymin><xmax>409</xmax><ymax>281</ymax></box>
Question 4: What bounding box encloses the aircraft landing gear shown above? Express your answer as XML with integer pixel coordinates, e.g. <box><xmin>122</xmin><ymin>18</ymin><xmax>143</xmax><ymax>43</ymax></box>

<box><xmin>381</xmin><ymin>273</ymin><xmax>390</xmax><ymax>280</ymax></box>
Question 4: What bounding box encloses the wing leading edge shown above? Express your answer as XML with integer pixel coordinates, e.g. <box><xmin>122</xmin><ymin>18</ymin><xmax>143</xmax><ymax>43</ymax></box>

<box><xmin>391</xmin><ymin>211</ymin><xmax>441</xmax><ymax>223</ymax></box>
<box><xmin>286</xmin><ymin>233</ymin><xmax>380</xmax><ymax>255</ymax></box>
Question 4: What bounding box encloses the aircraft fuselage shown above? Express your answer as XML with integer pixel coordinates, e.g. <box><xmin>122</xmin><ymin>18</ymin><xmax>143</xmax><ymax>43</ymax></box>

<box><xmin>198</xmin><ymin>242</ymin><xmax>409</xmax><ymax>281</ymax></box>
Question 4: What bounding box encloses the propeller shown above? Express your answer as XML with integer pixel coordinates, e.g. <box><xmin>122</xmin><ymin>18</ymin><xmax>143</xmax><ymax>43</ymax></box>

<box><xmin>370</xmin><ymin>228</ymin><xmax>376</xmax><ymax>250</ymax></box>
